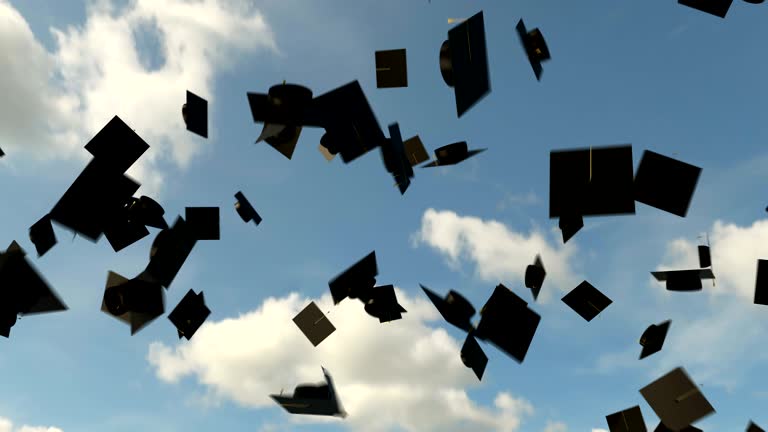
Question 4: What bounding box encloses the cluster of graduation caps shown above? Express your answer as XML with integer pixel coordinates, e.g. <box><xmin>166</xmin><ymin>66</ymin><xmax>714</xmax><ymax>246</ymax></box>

<box><xmin>0</xmin><ymin>1</ymin><xmax>767</xmax><ymax>430</ymax></box>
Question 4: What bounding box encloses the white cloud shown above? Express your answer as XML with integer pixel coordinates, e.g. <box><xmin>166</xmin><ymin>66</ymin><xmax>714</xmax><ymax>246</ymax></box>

<box><xmin>542</xmin><ymin>420</ymin><xmax>567</xmax><ymax>432</ymax></box>
<box><xmin>147</xmin><ymin>289</ymin><xmax>537</xmax><ymax>432</ymax></box>
<box><xmin>0</xmin><ymin>0</ymin><xmax>277</xmax><ymax>196</ymax></box>
<box><xmin>591</xmin><ymin>429</ymin><xmax>608</xmax><ymax>432</ymax></box>
<box><xmin>0</xmin><ymin>416</ymin><xmax>63</xmax><ymax>432</ymax></box>
<box><xmin>411</xmin><ymin>208</ymin><xmax>583</xmax><ymax>303</ymax></box>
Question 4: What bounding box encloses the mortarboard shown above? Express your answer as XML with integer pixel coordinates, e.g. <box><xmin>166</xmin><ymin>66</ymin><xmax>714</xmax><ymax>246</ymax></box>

<box><xmin>639</xmin><ymin>320</ymin><xmax>671</xmax><ymax>360</ymax></box>
<box><xmin>126</xmin><ymin>196</ymin><xmax>168</xmax><ymax>230</ymax></box>
<box><xmin>420</xmin><ymin>284</ymin><xmax>476</xmax><ymax>333</ymax></box>
<box><xmin>185</xmin><ymin>207</ymin><xmax>220</xmax><ymax>241</ymax></box>
<box><xmin>747</xmin><ymin>421</ymin><xmax>766</xmax><ymax>432</ymax></box>
<box><xmin>103</xmin><ymin>213</ymin><xmax>150</xmax><ymax>253</ymax></box>
<box><xmin>475</xmin><ymin>284</ymin><xmax>541</xmax><ymax>363</ymax></box>
<box><xmin>439</xmin><ymin>11</ymin><xmax>491</xmax><ymax>117</ymax></box>
<box><xmin>754</xmin><ymin>259</ymin><xmax>768</xmax><ymax>305</ymax></box>
<box><xmin>422</xmin><ymin>142</ymin><xmax>486</xmax><ymax>167</ymax></box>
<box><xmin>183</xmin><ymin>90</ymin><xmax>208</xmax><ymax>138</ymax></box>
<box><xmin>362</xmin><ymin>284</ymin><xmax>407</xmax><ymax>323</ymax></box>
<box><xmin>270</xmin><ymin>367</ymin><xmax>347</xmax><ymax>417</ymax></box>
<box><xmin>559</xmin><ymin>212</ymin><xmax>584</xmax><ymax>244</ymax></box>
<box><xmin>698</xmin><ymin>245</ymin><xmax>711</xmax><ymax>268</ymax></box>
<box><xmin>654</xmin><ymin>422</ymin><xmax>703</xmax><ymax>432</ymax></box>
<box><xmin>328</xmin><ymin>251</ymin><xmax>378</xmax><ymax>305</ymax></box>
<box><xmin>640</xmin><ymin>367</ymin><xmax>715</xmax><ymax>431</ymax></box>
<box><xmin>651</xmin><ymin>269</ymin><xmax>715</xmax><ymax>292</ymax></box>
<box><xmin>633</xmin><ymin>150</ymin><xmax>701</xmax><ymax>218</ymax></box>
<box><xmin>461</xmin><ymin>333</ymin><xmax>488</xmax><ymax>381</ymax></box>
<box><xmin>29</xmin><ymin>214</ymin><xmax>57</xmax><ymax>258</ymax></box>
<box><xmin>293</xmin><ymin>301</ymin><xmax>336</xmax><ymax>347</ymax></box>
<box><xmin>83</xmin><ymin>115</ymin><xmax>149</xmax><ymax>174</ymax></box>
<box><xmin>561</xmin><ymin>280</ymin><xmax>612</xmax><ymax>322</ymax></box>
<box><xmin>403</xmin><ymin>135</ymin><xmax>430</xmax><ymax>166</ymax></box>
<box><xmin>248</xmin><ymin>83</ymin><xmax>315</xmax><ymax>160</ymax></box>
<box><xmin>380</xmin><ymin>123</ymin><xmax>414</xmax><ymax>194</ymax></box>
<box><xmin>525</xmin><ymin>254</ymin><xmax>546</xmax><ymax>301</ymax></box>
<box><xmin>101</xmin><ymin>270</ymin><xmax>164</xmax><ymax>335</ymax></box>
<box><xmin>516</xmin><ymin>19</ymin><xmax>550</xmax><ymax>81</ymax></box>
<box><xmin>678</xmin><ymin>0</ymin><xmax>733</xmax><ymax>18</ymax></box>
<box><xmin>550</xmin><ymin>144</ymin><xmax>636</xmax><ymax>219</ymax></box>
<box><xmin>144</xmin><ymin>216</ymin><xmax>198</xmax><ymax>289</ymax></box>
<box><xmin>375</xmin><ymin>49</ymin><xmax>408</xmax><ymax>88</ymax></box>
<box><xmin>0</xmin><ymin>146</ymin><xmax>4</xmax><ymax>157</ymax></box>
<box><xmin>605</xmin><ymin>405</ymin><xmax>648</xmax><ymax>432</ymax></box>
<box><xmin>167</xmin><ymin>289</ymin><xmax>210</xmax><ymax>340</ymax></box>
<box><xmin>234</xmin><ymin>191</ymin><xmax>262</xmax><ymax>225</ymax></box>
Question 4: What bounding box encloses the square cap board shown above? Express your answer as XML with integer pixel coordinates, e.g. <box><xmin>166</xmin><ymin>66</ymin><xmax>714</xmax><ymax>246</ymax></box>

<box><xmin>184</xmin><ymin>90</ymin><xmax>208</xmax><ymax>138</ymax></box>
<box><xmin>294</xmin><ymin>301</ymin><xmax>336</xmax><ymax>347</ymax></box>
<box><xmin>444</xmin><ymin>11</ymin><xmax>491</xmax><ymax>118</ymax></box>
<box><xmin>168</xmin><ymin>289</ymin><xmax>211</xmax><ymax>340</ymax></box>
<box><xmin>375</xmin><ymin>49</ymin><xmax>408</xmax><ymax>88</ymax></box>
<box><xmin>640</xmin><ymin>367</ymin><xmax>715</xmax><ymax>431</ymax></box>
<box><xmin>461</xmin><ymin>333</ymin><xmax>488</xmax><ymax>381</ymax></box>
<box><xmin>606</xmin><ymin>405</ymin><xmax>647</xmax><ymax>432</ymax></box>
<box><xmin>754</xmin><ymin>259</ymin><xmax>768</xmax><ymax>305</ymax></box>
<box><xmin>561</xmin><ymin>280</ymin><xmax>612</xmax><ymax>321</ymax></box>
<box><xmin>475</xmin><ymin>284</ymin><xmax>541</xmax><ymax>363</ymax></box>
<box><xmin>678</xmin><ymin>0</ymin><xmax>733</xmax><ymax>18</ymax></box>
<box><xmin>633</xmin><ymin>150</ymin><xmax>702</xmax><ymax>218</ymax></box>
<box><xmin>84</xmin><ymin>115</ymin><xmax>149</xmax><ymax>174</ymax></box>
<box><xmin>639</xmin><ymin>320</ymin><xmax>671</xmax><ymax>360</ymax></box>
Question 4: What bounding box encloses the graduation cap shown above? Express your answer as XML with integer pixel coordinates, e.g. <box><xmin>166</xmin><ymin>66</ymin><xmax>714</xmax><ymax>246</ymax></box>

<box><xmin>183</xmin><ymin>90</ymin><xmax>208</xmax><ymax>138</ymax></box>
<box><xmin>270</xmin><ymin>367</ymin><xmax>347</xmax><ymax>418</ymax></box>
<box><xmin>747</xmin><ymin>421</ymin><xmax>766</xmax><ymax>432</ymax></box>
<box><xmin>516</xmin><ymin>18</ymin><xmax>550</xmax><ymax>81</ymax></box>
<box><xmin>678</xmin><ymin>0</ymin><xmax>733</xmax><ymax>18</ymax></box>
<box><xmin>185</xmin><ymin>207</ymin><xmax>220</xmax><ymax>241</ymax></box>
<box><xmin>83</xmin><ymin>115</ymin><xmax>149</xmax><ymax>173</ymax></box>
<box><xmin>362</xmin><ymin>284</ymin><xmax>407</xmax><ymax>323</ymax></box>
<box><xmin>103</xmin><ymin>211</ymin><xmax>150</xmax><ymax>253</ymax></box>
<box><xmin>422</xmin><ymin>142</ymin><xmax>486</xmax><ymax>167</ymax></box>
<box><xmin>439</xmin><ymin>11</ymin><xmax>491</xmax><ymax>117</ymax></box>
<box><xmin>461</xmin><ymin>333</ymin><xmax>488</xmax><ymax>380</ymax></box>
<box><xmin>634</xmin><ymin>150</ymin><xmax>701</xmax><ymax>218</ymax></box>
<box><xmin>248</xmin><ymin>83</ymin><xmax>316</xmax><ymax>160</ymax></box>
<box><xmin>561</xmin><ymin>280</ymin><xmax>612</xmax><ymax>322</ymax></box>
<box><xmin>143</xmin><ymin>216</ymin><xmax>198</xmax><ymax>289</ymax></box>
<box><xmin>754</xmin><ymin>259</ymin><xmax>768</xmax><ymax>305</ymax></box>
<box><xmin>375</xmin><ymin>49</ymin><xmax>408</xmax><ymax>88</ymax></box>
<box><xmin>328</xmin><ymin>251</ymin><xmax>378</xmax><ymax>305</ymax></box>
<box><xmin>420</xmin><ymin>284</ymin><xmax>476</xmax><ymax>333</ymax></box>
<box><xmin>234</xmin><ymin>191</ymin><xmax>262</xmax><ymax>225</ymax></box>
<box><xmin>167</xmin><ymin>289</ymin><xmax>210</xmax><ymax>340</ymax></box>
<box><xmin>475</xmin><ymin>284</ymin><xmax>541</xmax><ymax>363</ymax></box>
<box><xmin>0</xmin><ymin>146</ymin><xmax>4</xmax><ymax>157</ymax></box>
<box><xmin>293</xmin><ymin>301</ymin><xmax>336</xmax><ymax>347</ymax></box>
<box><xmin>29</xmin><ymin>214</ymin><xmax>57</xmax><ymax>258</ymax></box>
<box><xmin>654</xmin><ymin>423</ymin><xmax>702</xmax><ymax>432</ymax></box>
<box><xmin>606</xmin><ymin>405</ymin><xmax>648</xmax><ymax>432</ymax></box>
<box><xmin>639</xmin><ymin>320</ymin><xmax>671</xmax><ymax>360</ymax></box>
<box><xmin>126</xmin><ymin>196</ymin><xmax>168</xmax><ymax>230</ymax></box>
<box><xmin>101</xmin><ymin>270</ymin><xmax>164</xmax><ymax>335</ymax></box>
<box><xmin>651</xmin><ymin>269</ymin><xmax>715</xmax><ymax>292</ymax></box>
<box><xmin>640</xmin><ymin>367</ymin><xmax>715</xmax><ymax>431</ymax></box>
<box><xmin>524</xmin><ymin>254</ymin><xmax>546</xmax><ymax>301</ymax></box>
<box><xmin>380</xmin><ymin>123</ymin><xmax>414</xmax><ymax>194</ymax></box>
<box><xmin>403</xmin><ymin>135</ymin><xmax>430</xmax><ymax>166</ymax></box>
<box><xmin>559</xmin><ymin>212</ymin><xmax>584</xmax><ymax>244</ymax></box>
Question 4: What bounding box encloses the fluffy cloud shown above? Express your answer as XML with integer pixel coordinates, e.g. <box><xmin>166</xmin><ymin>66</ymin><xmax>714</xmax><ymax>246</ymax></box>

<box><xmin>542</xmin><ymin>421</ymin><xmax>567</xmax><ymax>432</ymax></box>
<box><xmin>0</xmin><ymin>0</ymin><xmax>277</xmax><ymax>196</ymax></box>
<box><xmin>0</xmin><ymin>416</ymin><xmax>63</xmax><ymax>432</ymax></box>
<box><xmin>411</xmin><ymin>208</ymin><xmax>583</xmax><ymax>303</ymax></box>
<box><xmin>147</xmin><ymin>289</ymin><xmax>537</xmax><ymax>432</ymax></box>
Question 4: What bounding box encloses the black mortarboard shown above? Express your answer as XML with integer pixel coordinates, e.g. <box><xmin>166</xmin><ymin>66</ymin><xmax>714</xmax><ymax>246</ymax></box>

<box><xmin>605</xmin><ymin>405</ymin><xmax>648</xmax><ymax>432</ymax></box>
<box><xmin>461</xmin><ymin>333</ymin><xmax>488</xmax><ymax>381</ymax></box>
<box><xmin>380</xmin><ymin>123</ymin><xmax>414</xmax><ymax>194</ymax></box>
<box><xmin>698</xmin><ymin>245</ymin><xmax>711</xmax><ymax>268</ymax></box>
<box><xmin>183</xmin><ymin>90</ymin><xmax>208</xmax><ymax>138</ymax></box>
<box><xmin>185</xmin><ymin>207</ymin><xmax>220</xmax><ymax>241</ymax></box>
<box><xmin>639</xmin><ymin>320</ymin><xmax>671</xmax><ymax>360</ymax></box>
<box><xmin>83</xmin><ymin>116</ymin><xmax>149</xmax><ymax>173</ymax></box>
<box><xmin>328</xmin><ymin>251</ymin><xmax>378</xmax><ymax>305</ymax></box>
<box><xmin>270</xmin><ymin>367</ymin><xmax>347</xmax><ymax>418</ymax></box>
<box><xmin>651</xmin><ymin>269</ymin><xmax>715</xmax><ymax>292</ymax></box>
<box><xmin>234</xmin><ymin>191</ymin><xmax>262</xmax><ymax>225</ymax></box>
<box><xmin>0</xmin><ymin>146</ymin><xmax>4</xmax><ymax>157</ymax></box>
<box><xmin>640</xmin><ymin>367</ymin><xmax>715</xmax><ymax>431</ymax></box>
<box><xmin>422</xmin><ymin>142</ymin><xmax>486</xmax><ymax>167</ymax></box>
<box><xmin>29</xmin><ymin>214</ymin><xmax>57</xmax><ymax>257</ymax></box>
<box><xmin>678</xmin><ymin>0</ymin><xmax>733</xmax><ymax>18</ymax></box>
<box><xmin>248</xmin><ymin>83</ymin><xmax>315</xmax><ymax>160</ymax></box>
<box><xmin>126</xmin><ymin>196</ymin><xmax>168</xmax><ymax>229</ymax></box>
<box><xmin>525</xmin><ymin>254</ymin><xmax>546</xmax><ymax>301</ymax></box>
<box><xmin>633</xmin><ymin>150</ymin><xmax>701</xmax><ymax>218</ymax></box>
<box><xmin>755</xmin><ymin>259</ymin><xmax>768</xmax><ymax>305</ymax></box>
<box><xmin>167</xmin><ymin>289</ymin><xmax>210</xmax><ymax>340</ymax></box>
<box><xmin>143</xmin><ymin>216</ymin><xmax>198</xmax><ymax>289</ymax></box>
<box><xmin>747</xmin><ymin>421</ymin><xmax>766</xmax><ymax>432</ymax></box>
<box><xmin>559</xmin><ymin>212</ymin><xmax>584</xmax><ymax>244</ymax></box>
<box><xmin>101</xmin><ymin>270</ymin><xmax>165</xmax><ymax>335</ymax></box>
<box><xmin>549</xmin><ymin>144</ymin><xmax>635</xmax><ymax>219</ymax></box>
<box><xmin>516</xmin><ymin>19</ymin><xmax>550</xmax><ymax>81</ymax></box>
<box><xmin>475</xmin><ymin>284</ymin><xmax>541</xmax><ymax>363</ymax></box>
<box><xmin>561</xmin><ymin>280</ymin><xmax>612</xmax><ymax>322</ymax></box>
<box><xmin>403</xmin><ymin>135</ymin><xmax>430</xmax><ymax>166</ymax></box>
<box><xmin>293</xmin><ymin>301</ymin><xmax>336</xmax><ymax>347</ymax></box>
<box><xmin>375</xmin><ymin>49</ymin><xmax>408</xmax><ymax>88</ymax></box>
<box><xmin>420</xmin><ymin>284</ymin><xmax>476</xmax><ymax>333</ymax></box>
<box><xmin>654</xmin><ymin>423</ymin><xmax>702</xmax><ymax>432</ymax></box>
<box><xmin>363</xmin><ymin>284</ymin><xmax>407</xmax><ymax>323</ymax></box>
<box><xmin>439</xmin><ymin>11</ymin><xmax>491</xmax><ymax>118</ymax></box>
<box><xmin>103</xmin><ymin>213</ymin><xmax>150</xmax><ymax>253</ymax></box>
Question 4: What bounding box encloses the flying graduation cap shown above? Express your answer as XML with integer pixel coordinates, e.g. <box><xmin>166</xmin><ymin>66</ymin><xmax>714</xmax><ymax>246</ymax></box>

<box><xmin>524</xmin><ymin>254</ymin><xmax>546</xmax><ymax>301</ymax></box>
<box><xmin>651</xmin><ymin>238</ymin><xmax>715</xmax><ymax>291</ymax></box>
<box><xmin>143</xmin><ymin>216</ymin><xmax>198</xmax><ymax>289</ymax></box>
<box><xmin>101</xmin><ymin>270</ymin><xmax>164</xmax><ymax>335</ymax></box>
<box><xmin>561</xmin><ymin>280</ymin><xmax>612</xmax><ymax>322</ymax></box>
<box><xmin>639</xmin><ymin>320</ymin><xmax>671</xmax><ymax>360</ymax></box>
<box><xmin>234</xmin><ymin>191</ymin><xmax>262</xmax><ymax>225</ymax></box>
<box><xmin>167</xmin><ymin>289</ymin><xmax>210</xmax><ymax>340</ymax></box>
<box><xmin>248</xmin><ymin>83</ymin><xmax>318</xmax><ymax>160</ymax></box>
<box><xmin>640</xmin><ymin>367</ymin><xmax>715</xmax><ymax>432</ymax></box>
<box><xmin>29</xmin><ymin>214</ymin><xmax>57</xmax><ymax>258</ymax></box>
<box><xmin>185</xmin><ymin>207</ymin><xmax>220</xmax><ymax>241</ymax></box>
<box><xmin>516</xmin><ymin>18</ymin><xmax>551</xmax><ymax>81</ymax></box>
<box><xmin>605</xmin><ymin>405</ymin><xmax>648</xmax><ymax>432</ymax></box>
<box><xmin>183</xmin><ymin>90</ymin><xmax>208</xmax><ymax>138</ymax></box>
<box><xmin>294</xmin><ymin>301</ymin><xmax>336</xmax><ymax>347</ymax></box>
<box><xmin>375</xmin><ymin>49</ymin><xmax>408</xmax><ymax>88</ymax></box>
<box><xmin>747</xmin><ymin>421</ymin><xmax>766</xmax><ymax>432</ymax></box>
<box><xmin>754</xmin><ymin>259</ymin><xmax>768</xmax><ymax>306</ymax></box>
<box><xmin>678</xmin><ymin>0</ymin><xmax>733</xmax><ymax>18</ymax></box>
<box><xmin>422</xmin><ymin>142</ymin><xmax>486</xmax><ymax>168</ymax></box>
<box><xmin>633</xmin><ymin>150</ymin><xmax>702</xmax><ymax>218</ymax></box>
<box><xmin>380</xmin><ymin>123</ymin><xmax>415</xmax><ymax>194</ymax></box>
<box><xmin>270</xmin><ymin>367</ymin><xmax>347</xmax><ymax>418</ymax></box>
<box><xmin>439</xmin><ymin>11</ymin><xmax>491</xmax><ymax>118</ymax></box>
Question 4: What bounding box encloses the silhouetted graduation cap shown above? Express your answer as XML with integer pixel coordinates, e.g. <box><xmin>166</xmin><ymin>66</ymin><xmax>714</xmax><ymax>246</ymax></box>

<box><xmin>606</xmin><ymin>405</ymin><xmax>647</xmax><ymax>432</ymax></box>
<box><xmin>561</xmin><ymin>280</ymin><xmax>612</xmax><ymax>322</ymax></box>
<box><xmin>375</xmin><ymin>49</ymin><xmax>408</xmax><ymax>88</ymax></box>
<box><xmin>144</xmin><ymin>216</ymin><xmax>198</xmax><ymax>288</ymax></box>
<box><xmin>461</xmin><ymin>333</ymin><xmax>488</xmax><ymax>380</ymax></box>
<box><xmin>0</xmin><ymin>146</ymin><xmax>4</xmax><ymax>157</ymax></box>
<box><xmin>678</xmin><ymin>0</ymin><xmax>733</xmax><ymax>17</ymax></box>
<box><xmin>126</xmin><ymin>196</ymin><xmax>168</xmax><ymax>229</ymax></box>
<box><xmin>651</xmin><ymin>269</ymin><xmax>715</xmax><ymax>292</ymax></box>
<box><xmin>183</xmin><ymin>90</ymin><xmax>208</xmax><ymax>138</ymax></box>
<box><xmin>234</xmin><ymin>191</ymin><xmax>262</xmax><ymax>225</ymax></box>
<box><xmin>328</xmin><ymin>251</ymin><xmax>378</xmax><ymax>305</ymax></box>
<box><xmin>420</xmin><ymin>284</ymin><xmax>476</xmax><ymax>333</ymax></box>
<box><xmin>475</xmin><ymin>284</ymin><xmax>541</xmax><ymax>363</ymax></box>
<box><xmin>559</xmin><ymin>212</ymin><xmax>583</xmax><ymax>244</ymax></box>
<box><xmin>516</xmin><ymin>18</ymin><xmax>550</xmax><ymax>81</ymax></box>
<box><xmin>550</xmin><ymin>144</ymin><xmax>635</xmax><ymax>219</ymax></box>
<box><xmin>698</xmin><ymin>245</ymin><xmax>711</xmax><ymax>268</ymax></box>
<box><xmin>29</xmin><ymin>214</ymin><xmax>57</xmax><ymax>257</ymax></box>
<box><xmin>103</xmin><ymin>210</ymin><xmax>150</xmax><ymax>253</ymax></box>
<box><xmin>439</xmin><ymin>10</ymin><xmax>491</xmax><ymax>118</ymax></box>
<box><xmin>422</xmin><ymin>142</ymin><xmax>486</xmax><ymax>167</ymax></box>
<box><xmin>270</xmin><ymin>367</ymin><xmax>347</xmax><ymax>418</ymax></box>
<box><xmin>654</xmin><ymin>423</ymin><xmax>702</xmax><ymax>432</ymax></box>
<box><xmin>249</xmin><ymin>83</ymin><xmax>316</xmax><ymax>160</ymax></box>
<box><xmin>294</xmin><ymin>301</ymin><xmax>336</xmax><ymax>347</ymax></box>
<box><xmin>101</xmin><ymin>270</ymin><xmax>164</xmax><ymax>335</ymax></box>
<box><xmin>185</xmin><ymin>207</ymin><xmax>220</xmax><ymax>241</ymax></box>
<box><xmin>634</xmin><ymin>150</ymin><xmax>701</xmax><ymax>218</ymax></box>
<box><xmin>0</xmin><ymin>241</ymin><xmax>68</xmax><ymax>337</ymax></box>
<box><xmin>84</xmin><ymin>115</ymin><xmax>149</xmax><ymax>173</ymax></box>
<box><xmin>403</xmin><ymin>135</ymin><xmax>430</xmax><ymax>166</ymax></box>
<box><xmin>380</xmin><ymin>123</ymin><xmax>414</xmax><ymax>194</ymax></box>
<box><xmin>168</xmin><ymin>289</ymin><xmax>210</xmax><ymax>340</ymax></box>
<box><xmin>754</xmin><ymin>259</ymin><xmax>768</xmax><ymax>305</ymax></box>
<box><xmin>362</xmin><ymin>284</ymin><xmax>407</xmax><ymax>323</ymax></box>
<box><xmin>525</xmin><ymin>254</ymin><xmax>546</xmax><ymax>301</ymax></box>
<box><xmin>747</xmin><ymin>421</ymin><xmax>766</xmax><ymax>432</ymax></box>
<box><xmin>639</xmin><ymin>320</ymin><xmax>671</xmax><ymax>360</ymax></box>
<box><xmin>640</xmin><ymin>367</ymin><xmax>715</xmax><ymax>431</ymax></box>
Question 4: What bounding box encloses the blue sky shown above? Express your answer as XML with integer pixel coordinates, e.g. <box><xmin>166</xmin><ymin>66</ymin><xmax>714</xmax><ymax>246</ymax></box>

<box><xmin>1</xmin><ymin>0</ymin><xmax>767</xmax><ymax>431</ymax></box>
